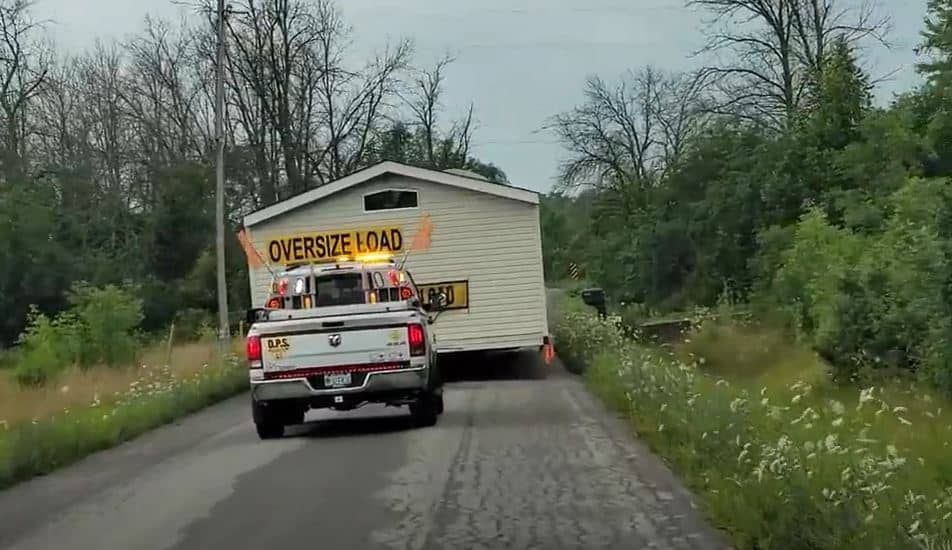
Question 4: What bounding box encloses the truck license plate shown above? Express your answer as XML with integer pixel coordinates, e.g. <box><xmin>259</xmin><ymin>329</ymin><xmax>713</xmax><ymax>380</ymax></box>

<box><xmin>324</xmin><ymin>373</ymin><xmax>352</xmax><ymax>388</ymax></box>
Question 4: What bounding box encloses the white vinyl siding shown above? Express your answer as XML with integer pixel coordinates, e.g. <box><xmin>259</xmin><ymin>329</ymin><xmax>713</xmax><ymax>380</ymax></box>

<box><xmin>246</xmin><ymin>174</ymin><xmax>548</xmax><ymax>352</ymax></box>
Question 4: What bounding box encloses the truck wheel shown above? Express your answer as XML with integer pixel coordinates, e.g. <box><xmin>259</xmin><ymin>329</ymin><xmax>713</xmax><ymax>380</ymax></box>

<box><xmin>410</xmin><ymin>393</ymin><xmax>439</xmax><ymax>427</ymax></box>
<box><xmin>252</xmin><ymin>400</ymin><xmax>285</xmax><ymax>440</ymax></box>
<box><xmin>434</xmin><ymin>393</ymin><xmax>444</xmax><ymax>415</ymax></box>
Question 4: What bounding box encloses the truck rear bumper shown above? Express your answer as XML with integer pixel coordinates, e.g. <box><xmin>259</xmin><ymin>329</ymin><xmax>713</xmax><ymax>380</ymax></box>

<box><xmin>251</xmin><ymin>367</ymin><xmax>427</xmax><ymax>402</ymax></box>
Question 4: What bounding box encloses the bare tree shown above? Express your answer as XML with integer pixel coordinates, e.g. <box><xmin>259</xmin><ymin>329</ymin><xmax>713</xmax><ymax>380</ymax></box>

<box><xmin>398</xmin><ymin>54</ymin><xmax>454</xmax><ymax>166</ymax></box>
<box><xmin>308</xmin><ymin>0</ymin><xmax>411</xmax><ymax>183</ymax></box>
<box><xmin>0</xmin><ymin>0</ymin><xmax>50</xmax><ymax>180</ymax></box>
<box><xmin>690</xmin><ymin>0</ymin><xmax>890</xmax><ymax>128</ymax></box>
<box><xmin>76</xmin><ymin>41</ymin><xmax>128</xmax><ymax>197</ymax></box>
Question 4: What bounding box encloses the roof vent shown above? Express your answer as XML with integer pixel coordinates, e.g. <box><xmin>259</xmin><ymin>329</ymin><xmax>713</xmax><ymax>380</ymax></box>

<box><xmin>444</xmin><ymin>168</ymin><xmax>489</xmax><ymax>181</ymax></box>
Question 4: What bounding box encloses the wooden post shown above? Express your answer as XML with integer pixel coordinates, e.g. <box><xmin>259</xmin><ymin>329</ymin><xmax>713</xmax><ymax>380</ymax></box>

<box><xmin>166</xmin><ymin>322</ymin><xmax>176</xmax><ymax>366</ymax></box>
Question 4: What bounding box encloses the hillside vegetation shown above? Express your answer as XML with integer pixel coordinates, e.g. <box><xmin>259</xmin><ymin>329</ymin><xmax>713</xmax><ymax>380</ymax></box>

<box><xmin>542</xmin><ymin>0</ymin><xmax>952</xmax><ymax>395</ymax></box>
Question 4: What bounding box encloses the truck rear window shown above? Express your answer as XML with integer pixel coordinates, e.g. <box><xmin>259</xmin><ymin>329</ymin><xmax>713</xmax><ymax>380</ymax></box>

<box><xmin>315</xmin><ymin>273</ymin><xmax>366</xmax><ymax>306</ymax></box>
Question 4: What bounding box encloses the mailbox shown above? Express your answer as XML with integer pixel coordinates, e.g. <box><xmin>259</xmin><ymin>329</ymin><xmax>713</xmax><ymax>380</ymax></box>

<box><xmin>581</xmin><ymin>288</ymin><xmax>607</xmax><ymax>317</ymax></box>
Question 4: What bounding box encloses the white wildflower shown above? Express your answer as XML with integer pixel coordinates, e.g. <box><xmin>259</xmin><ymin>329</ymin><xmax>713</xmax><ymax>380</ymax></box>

<box><xmin>830</xmin><ymin>400</ymin><xmax>845</xmax><ymax>416</ymax></box>
<box><xmin>832</xmin><ymin>417</ymin><xmax>844</xmax><ymax>427</ymax></box>
<box><xmin>898</xmin><ymin>416</ymin><xmax>912</xmax><ymax>426</ymax></box>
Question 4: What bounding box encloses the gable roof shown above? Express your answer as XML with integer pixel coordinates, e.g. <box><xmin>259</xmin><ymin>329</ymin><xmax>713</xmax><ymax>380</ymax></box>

<box><xmin>243</xmin><ymin>161</ymin><xmax>539</xmax><ymax>228</ymax></box>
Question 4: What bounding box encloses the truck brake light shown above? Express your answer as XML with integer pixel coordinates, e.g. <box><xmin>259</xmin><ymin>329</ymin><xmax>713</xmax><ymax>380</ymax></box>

<box><xmin>246</xmin><ymin>334</ymin><xmax>262</xmax><ymax>362</ymax></box>
<box><xmin>407</xmin><ymin>323</ymin><xmax>425</xmax><ymax>356</ymax></box>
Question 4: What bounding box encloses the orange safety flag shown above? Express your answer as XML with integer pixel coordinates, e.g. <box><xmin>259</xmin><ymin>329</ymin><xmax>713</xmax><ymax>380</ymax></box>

<box><xmin>236</xmin><ymin>227</ymin><xmax>265</xmax><ymax>269</ymax></box>
<box><xmin>409</xmin><ymin>214</ymin><xmax>433</xmax><ymax>251</ymax></box>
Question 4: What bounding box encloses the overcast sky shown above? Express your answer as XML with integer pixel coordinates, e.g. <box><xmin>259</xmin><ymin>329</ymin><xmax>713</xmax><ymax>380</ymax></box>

<box><xmin>35</xmin><ymin>0</ymin><xmax>929</xmax><ymax>192</ymax></box>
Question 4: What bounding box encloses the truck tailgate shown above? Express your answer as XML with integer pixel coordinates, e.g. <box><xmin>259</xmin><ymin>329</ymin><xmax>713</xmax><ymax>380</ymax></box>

<box><xmin>260</xmin><ymin>325</ymin><xmax>410</xmax><ymax>376</ymax></box>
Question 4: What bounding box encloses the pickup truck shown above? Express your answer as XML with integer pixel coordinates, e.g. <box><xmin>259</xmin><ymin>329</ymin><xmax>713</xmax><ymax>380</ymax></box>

<box><xmin>244</xmin><ymin>257</ymin><xmax>447</xmax><ymax>439</ymax></box>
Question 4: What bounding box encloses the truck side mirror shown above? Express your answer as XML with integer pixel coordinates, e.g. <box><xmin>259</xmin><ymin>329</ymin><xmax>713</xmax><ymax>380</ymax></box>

<box><xmin>423</xmin><ymin>291</ymin><xmax>449</xmax><ymax>320</ymax></box>
<box><xmin>581</xmin><ymin>288</ymin><xmax>607</xmax><ymax>317</ymax></box>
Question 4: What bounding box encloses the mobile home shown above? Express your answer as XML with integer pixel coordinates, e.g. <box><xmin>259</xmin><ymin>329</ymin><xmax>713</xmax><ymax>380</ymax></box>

<box><xmin>242</xmin><ymin>161</ymin><xmax>548</xmax><ymax>354</ymax></box>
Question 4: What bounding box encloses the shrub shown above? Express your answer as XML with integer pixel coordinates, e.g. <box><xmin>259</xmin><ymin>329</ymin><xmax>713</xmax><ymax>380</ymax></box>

<box><xmin>13</xmin><ymin>308</ymin><xmax>82</xmax><ymax>386</ymax></box>
<box><xmin>66</xmin><ymin>283</ymin><xmax>143</xmax><ymax>367</ymax></box>
<box><xmin>761</xmin><ymin>181</ymin><xmax>952</xmax><ymax>393</ymax></box>
<box><xmin>174</xmin><ymin>308</ymin><xmax>215</xmax><ymax>341</ymax></box>
<box><xmin>12</xmin><ymin>284</ymin><xmax>144</xmax><ymax>386</ymax></box>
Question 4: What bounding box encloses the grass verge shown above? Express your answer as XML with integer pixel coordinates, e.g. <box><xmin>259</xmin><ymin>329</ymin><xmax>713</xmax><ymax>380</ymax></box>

<box><xmin>553</xmin><ymin>301</ymin><xmax>952</xmax><ymax>550</ymax></box>
<box><xmin>0</xmin><ymin>341</ymin><xmax>248</xmax><ymax>490</ymax></box>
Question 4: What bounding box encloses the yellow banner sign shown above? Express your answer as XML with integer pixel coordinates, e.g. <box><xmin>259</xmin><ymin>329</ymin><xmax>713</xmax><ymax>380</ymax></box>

<box><xmin>418</xmin><ymin>280</ymin><xmax>469</xmax><ymax>310</ymax></box>
<box><xmin>266</xmin><ymin>227</ymin><xmax>403</xmax><ymax>265</ymax></box>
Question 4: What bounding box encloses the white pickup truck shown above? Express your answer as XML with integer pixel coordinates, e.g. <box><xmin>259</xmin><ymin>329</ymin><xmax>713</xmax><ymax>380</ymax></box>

<box><xmin>244</xmin><ymin>257</ymin><xmax>447</xmax><ymax>439</ymax></box>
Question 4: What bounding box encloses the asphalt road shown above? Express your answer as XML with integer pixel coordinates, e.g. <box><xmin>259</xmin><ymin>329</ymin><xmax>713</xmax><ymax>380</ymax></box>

<box><xmin>0</xmin><ymin>353</ymin><xmax>728</xmax><ymax>550</ymax></box>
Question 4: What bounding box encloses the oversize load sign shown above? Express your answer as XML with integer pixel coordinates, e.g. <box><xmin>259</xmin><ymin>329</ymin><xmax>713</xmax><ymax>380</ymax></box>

<box><xmin>418</xmin><ymin>280</ymin><xmax>469</xmax><ymax>310</ymax></box>
<box><xmin>266</xmin><ymin>227</ymin><xmax>403</xmax><ymax>264</ymax></box>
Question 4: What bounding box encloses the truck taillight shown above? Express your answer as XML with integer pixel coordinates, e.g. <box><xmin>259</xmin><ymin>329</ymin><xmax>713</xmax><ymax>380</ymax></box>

<box><xmin>408</xmin><ymin>323</ymin><xmax>425</xmax><ymax>356</ymax></box>
<box><xmin>266</xmin><ymin>296</ymin><xmax>281</xmax><ymax>309</ymax></box>
<box><xmin>246</xmin><ymin>334</ymin><xmax>262</xmax><ymax>362</ymax></box>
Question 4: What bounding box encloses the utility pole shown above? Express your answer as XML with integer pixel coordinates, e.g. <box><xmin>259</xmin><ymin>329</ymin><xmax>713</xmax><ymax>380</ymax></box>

<box><xmin>215</xmin><ymin>0</ymin><xmax>230</xmax><ymax>347</ymax></box>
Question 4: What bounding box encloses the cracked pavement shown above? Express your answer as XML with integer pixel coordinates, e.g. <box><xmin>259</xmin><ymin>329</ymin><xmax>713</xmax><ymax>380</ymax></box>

<box><xmin>0</xmin><ymin>354</ymin><xmax>729</xmax><ymax>550</ymax></box>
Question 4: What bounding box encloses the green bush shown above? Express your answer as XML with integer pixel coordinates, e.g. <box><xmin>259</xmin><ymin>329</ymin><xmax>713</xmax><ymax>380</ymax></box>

<box><xmin>761</xmin><ymin>179</ymin><xmax>952</xmax><ymax>392</ymax></box>
<box><xmin>13</xmin><ymin>308</ymin><xmax>83</xmax><ymax>386</ymax></box>
<box><xmin>554</xmin><ymin>298</ymin><xmax>952</xmax><ymax>549</ymax></box>
<box><xmin>67</xmin><ymin>283</ymin><xmax>143</xmax><ymax>367</ymax></box>
<box><xmin>174</xmin><ymin>308</ymin><xmax>215</xmax><ymax>341</ymax></box>
<box><xmin>12</xmin><ymin>283</ymin><xmax>144</xmax><ymax>386</ymax></box>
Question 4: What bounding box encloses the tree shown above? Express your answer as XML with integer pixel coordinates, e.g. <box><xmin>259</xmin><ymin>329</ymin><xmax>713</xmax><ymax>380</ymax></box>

<box><xmin>0</xmin><ymin>0</ymin><xmax>51</xmax><ymax>181</ymax></box>
<box><xmin>917</xmin><ymin>0</ymin><xmax>952</xmax><ymax>87</ymax></box>
<box><xmin>547</xmin><ymin>67</ymin><xmax>709</xmax><ymax>213</ymax></box>
<box><xmin>691</xmin><ymin>0</ymin><xmax>889</xmax><ymax>128</ymax></box>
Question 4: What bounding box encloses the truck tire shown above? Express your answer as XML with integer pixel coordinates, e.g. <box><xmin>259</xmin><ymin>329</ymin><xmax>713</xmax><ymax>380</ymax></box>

<box><xmin>252</xmin><ymin>400</ymin><xmax>285</xmax><ymax>440</ymax></box>
<box><xmin>434</xmin><ymin>393</ymin><xmax>444</xmax><ymax>415</ymax></box>
<box><xmin>410</xmin><ymin>392</ymin><xmax>439</xmax><ymax>427</ymax></box>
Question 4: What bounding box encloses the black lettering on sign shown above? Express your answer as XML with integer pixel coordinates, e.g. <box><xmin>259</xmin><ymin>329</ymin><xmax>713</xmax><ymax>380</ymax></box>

<box><xmin>268</xmin><ymin>241</ymin><xmax>282</xmax><ymax>263</ymax></box>
<box><xmin>303</xmin><ymin>237</ymin><xmax>316</xmax><ymax>260</ymax></box>
<box><xmin>366</xmin><ymin>231</ymin><xmax>379</xmax><ymax>252</ymax></box>
<box><xmin>292</xmin><ymin>237</ymin><xmax>304</xmax><ymax>261</ymax></box>
<box><xmin>315</xmin><ymin>235</ymin><xmax>326</xmax><ymax>258</ymax></box>
<box><xmin>280</xmin><ymin>240</ymin><xmax>293</xmax><ymax>262</ymax></box>
<box><xmin>419</xmin><ymin>280</ymin><xmax>468</xmax><ymax>310</ymax></box>
<box><xmin>266</xmin><ymin>226</ymin><xmax>404</xmax><ymax>264</ymax></box>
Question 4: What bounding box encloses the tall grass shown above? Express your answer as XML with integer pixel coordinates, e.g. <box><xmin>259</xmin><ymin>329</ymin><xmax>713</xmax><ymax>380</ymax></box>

<box><xmin>553</xmin><ymin>303</ymin><xmax>952</xmax><ymax>549</ymax></box>
<box><xmin>0</xmin><ymin>341</ymin><xmax>247</xmax><ymax>489</ymax></box>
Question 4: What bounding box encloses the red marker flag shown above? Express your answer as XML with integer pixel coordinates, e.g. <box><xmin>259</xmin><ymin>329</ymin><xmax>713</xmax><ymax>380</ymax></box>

<box><xmin>236</xmin><ymin>227</ymin><xmax>265</xmax><ymax>269</ymax></box>
<box><xmin>409</xmin><ymin>214</ymin><xmax>433</xmax><ymax>251</ymax></box>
